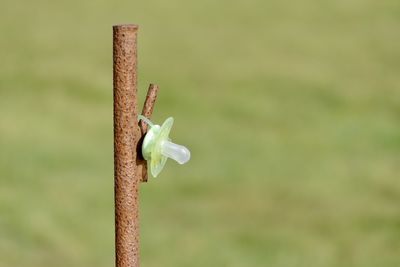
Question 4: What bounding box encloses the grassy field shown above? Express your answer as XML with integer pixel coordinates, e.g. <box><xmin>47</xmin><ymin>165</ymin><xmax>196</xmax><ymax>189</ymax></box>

<box><xmin>1</xmin><ymin>0</ymin><xmax>399</xmax><ymax>266</ymax></box>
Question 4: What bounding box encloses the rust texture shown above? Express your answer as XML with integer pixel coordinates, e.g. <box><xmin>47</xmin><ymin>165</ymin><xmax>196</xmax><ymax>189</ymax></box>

<box><xmin>113</xmin><ymin>24</ymin><xmax>140</xmax><ymax>267</ymax></box>
<box><xmin>137</xmin><ymin>84</ymin><xmax>159</xmax><ymax>182</ymax></box>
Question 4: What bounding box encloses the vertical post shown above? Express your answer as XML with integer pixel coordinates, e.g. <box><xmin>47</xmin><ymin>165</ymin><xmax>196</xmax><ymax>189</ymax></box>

<box><xmin>113</xmin><ymin>24</ymin><xmax>140</xmax><ymax>267</ymax></box>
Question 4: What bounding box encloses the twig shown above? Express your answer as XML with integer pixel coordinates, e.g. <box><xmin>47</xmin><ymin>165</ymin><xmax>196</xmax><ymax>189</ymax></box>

<box><xmin>137</xmin><ymin>84</ymin><xmax>159</xmax><ymax>182</ymax></box>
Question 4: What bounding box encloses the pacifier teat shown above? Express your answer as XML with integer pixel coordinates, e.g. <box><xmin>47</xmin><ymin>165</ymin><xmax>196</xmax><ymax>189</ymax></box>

<box><xmin>161</xmin><ymin>140</ymin><xmax>191</xmax><ymax>164</ymax></box>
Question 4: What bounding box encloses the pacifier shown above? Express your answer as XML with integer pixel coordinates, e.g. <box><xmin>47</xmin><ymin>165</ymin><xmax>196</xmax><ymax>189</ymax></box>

<box><xmin>138</xmin><ymin>115</ymin><xmax>191</xmax><ymax>177</ymax></box>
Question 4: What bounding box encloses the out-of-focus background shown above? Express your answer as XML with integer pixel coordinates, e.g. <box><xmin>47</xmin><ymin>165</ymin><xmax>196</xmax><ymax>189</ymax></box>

<box><xmin>1</xmin><ymin>0</ymin><xmax>399</xmax><ymax>266</ymax></box>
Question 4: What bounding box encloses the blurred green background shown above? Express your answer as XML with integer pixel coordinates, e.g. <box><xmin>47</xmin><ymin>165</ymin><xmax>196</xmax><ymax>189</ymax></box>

<box><xmin>1</xmin><ymin>0</ymin><xmax>399</xmax><ymax>266</ymax></box>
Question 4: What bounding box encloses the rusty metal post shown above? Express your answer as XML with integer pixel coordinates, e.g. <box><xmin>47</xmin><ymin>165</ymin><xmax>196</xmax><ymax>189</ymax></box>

<box><xmin>113</xmin><ymin>24</ymin><xmax>140</xmax><ymax>267</ymax></box>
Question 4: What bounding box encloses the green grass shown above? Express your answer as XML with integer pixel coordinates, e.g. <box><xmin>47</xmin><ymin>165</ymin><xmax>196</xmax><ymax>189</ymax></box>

<box><xmin>1</xmin><ymin>0</ymin><xmax>400</xmax><ymax>266</ymax></box>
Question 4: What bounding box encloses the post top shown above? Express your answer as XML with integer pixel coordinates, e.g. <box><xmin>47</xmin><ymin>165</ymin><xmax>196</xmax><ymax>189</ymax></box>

<box><xmin>113</xmin><ymin>24</ymin><xmax>139</xmax><ymax>30</ymax></box>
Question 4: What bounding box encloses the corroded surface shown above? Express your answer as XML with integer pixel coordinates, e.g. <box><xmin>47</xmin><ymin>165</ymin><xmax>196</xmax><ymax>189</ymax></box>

<box><xmin>113</xmin><ymin>24</ymin><xmax>140</xmax><ymax>267</ymax></box>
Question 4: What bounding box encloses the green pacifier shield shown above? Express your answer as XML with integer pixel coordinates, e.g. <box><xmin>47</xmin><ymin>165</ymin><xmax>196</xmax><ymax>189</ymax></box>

<box><xmin>142</xmin><ymin>117</ymin><xmax>174</xmax><ymax>177</ymax></box>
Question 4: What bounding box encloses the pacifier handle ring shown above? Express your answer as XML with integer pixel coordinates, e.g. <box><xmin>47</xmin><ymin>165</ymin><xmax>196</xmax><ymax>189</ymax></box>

<box><xmin>138</xmin><ymin>115</ymin><xmax>155</xmax><ymax>128</ymax></box>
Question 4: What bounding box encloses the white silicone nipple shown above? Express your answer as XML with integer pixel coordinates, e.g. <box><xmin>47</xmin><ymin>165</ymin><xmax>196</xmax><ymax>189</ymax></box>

<box><xmin>161</xmin><ymin>140</ymin><xmax>191</xmax><ymax>164</ymax></box>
